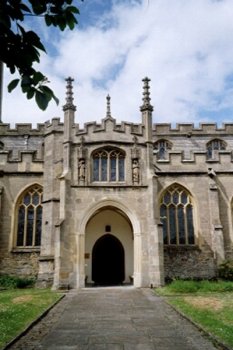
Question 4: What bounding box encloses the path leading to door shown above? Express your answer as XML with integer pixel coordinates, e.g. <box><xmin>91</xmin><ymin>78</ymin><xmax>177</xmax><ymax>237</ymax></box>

<box><xmin>9</xmin><ymin>288</ymin><xmax>219</xmax><ymax>350</ymax></box>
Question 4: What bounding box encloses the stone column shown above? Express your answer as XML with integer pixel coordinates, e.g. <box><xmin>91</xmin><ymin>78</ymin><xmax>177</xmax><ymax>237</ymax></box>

<box><xmin>37</xmin><ymin>131</ymin><xmax>59</xmax><ymax>287</ymax></box>
<box><xmin>146</xmin><ymin>222</ymin><xmax>164</xmax><ymax>288</ymax></box>
<box><xmin>134</xmin><ymin>232</ymin><xmax>142</xmax><ymax>287</ymax></box>
<box><xmin>208</xmin><ymin>178</ymin><xmax>225</xmax><ymax>264</ymax></box>
<box><xmin>75</xmin><ymin>232</ymin><xmax>85</xmax><ymax>288</ymax></box>
<box><xmin>52</xmin><ymin>78</ymin><xmax>76</xmax><ymax>289</ymax></box>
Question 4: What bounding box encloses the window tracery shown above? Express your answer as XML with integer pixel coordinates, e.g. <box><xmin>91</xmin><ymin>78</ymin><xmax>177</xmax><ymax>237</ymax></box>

<box><xmin>206</xmin><ymin>139</ymin><xmax>226</xmax><ymax>159</ymax></box>
<box><xmin>159</xmin><ymin>184</ymin><xmax>195</xmax><ymax>245</ymax></box>
<box><xmin>154</xmin><ymin>139</ymin><xmax>172</xmax><ymax>160</ymax></box>
<box><xmin>92</xmin><ymin>148</ymin><xmax>125</xmax><ymax>182</ymax></box>
<box><xmin>15</xmin><ymin>185</ymin><xmax>43</xmax><ymax>248</ymax></box>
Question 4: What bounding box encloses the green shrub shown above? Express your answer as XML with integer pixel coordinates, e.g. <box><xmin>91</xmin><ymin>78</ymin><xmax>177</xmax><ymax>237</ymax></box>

<box><xmin>218</xmin><ymin>260</ymin><xmax>233</xmax><ymax>281</ymax></box>
<box><xmin>0</xmin><ymin>275</ymin><xmax>35</xmax><ymax>289</ymax></box>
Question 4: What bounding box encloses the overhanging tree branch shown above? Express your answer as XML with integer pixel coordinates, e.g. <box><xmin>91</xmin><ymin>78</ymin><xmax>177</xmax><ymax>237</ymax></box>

<box><xmin>0</xmin><ymin>0</ymin><xmax>83</xmax><ymax>111</ymax></box>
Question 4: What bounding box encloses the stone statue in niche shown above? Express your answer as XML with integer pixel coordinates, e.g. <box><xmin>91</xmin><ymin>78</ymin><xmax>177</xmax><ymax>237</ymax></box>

<box><xmin>78</xmin><ymin>159</ymin><xmax>86</xmax><ymax>184</ymax></box>
<box><xmin>132</xmin><ymin>159</ymin><xmax>140</xmax><ymax>184</ymax></box>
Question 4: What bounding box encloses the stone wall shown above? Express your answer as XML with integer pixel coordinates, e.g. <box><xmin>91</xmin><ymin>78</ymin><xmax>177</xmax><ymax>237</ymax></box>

<box><xmin>164</xmin><ymin>246</ymin><xmax>216</xmax><ymax>280</ymax></box>
<box><xmin>0</xmin><ymin>252</ymin><xmax>40</xmax><ymax>277</ymax></box>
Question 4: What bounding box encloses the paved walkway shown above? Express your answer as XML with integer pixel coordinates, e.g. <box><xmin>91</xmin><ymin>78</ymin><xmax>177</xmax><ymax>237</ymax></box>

<box><xmin>9</xmin><ymin>287</ymin><xmax>219</xmax><ymax>350</ymax></box>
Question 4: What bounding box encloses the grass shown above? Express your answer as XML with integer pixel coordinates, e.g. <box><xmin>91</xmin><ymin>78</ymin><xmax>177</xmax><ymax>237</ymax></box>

<box><xmin>156</xmin><ymin>280</ymin><xmax>233</xmax><ymax>348</ymax></box>
<box><xmin>0</xmin><ymin>288</ymin><xmax>62</xmax><ymax>349</ymax></box>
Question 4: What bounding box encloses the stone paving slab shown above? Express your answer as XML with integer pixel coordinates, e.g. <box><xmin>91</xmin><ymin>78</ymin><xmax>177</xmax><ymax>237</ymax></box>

<box><xmin>8</xmin><ymin>287</ymin><xmax>220</xmax><ymax>350</ymax></box>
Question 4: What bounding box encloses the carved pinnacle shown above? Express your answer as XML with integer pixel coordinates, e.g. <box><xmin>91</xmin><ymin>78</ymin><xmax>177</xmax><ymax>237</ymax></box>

<box><xmin>106</xmin><ymin>94</ymin><xmax>111</xmax><ymax>118</ymax></box>
<box><xmin>140</xmin><ymin>77</ymin><xmax>153</xmax><ymax>112</ymax></box>
<box><xmin>63</xmin><ymin>77</ymin><xmax>76</xmax><ymax>111</ymax></box>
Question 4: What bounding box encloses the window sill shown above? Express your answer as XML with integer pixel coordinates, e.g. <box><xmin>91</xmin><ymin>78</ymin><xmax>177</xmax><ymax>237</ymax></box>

<box><xmin>164</xmin><ymin>245</ymin><xmax>200</xmax><ymax>251</ymax></box>
<box><xmin>12</xmin><ymin>247</ymin><xmax>41</xmax><ymax>253</ymax></box>
<box><xmin>91</xmin><ymin>181</ymin><xmax>126</xmax><ymax>185</ymax></box>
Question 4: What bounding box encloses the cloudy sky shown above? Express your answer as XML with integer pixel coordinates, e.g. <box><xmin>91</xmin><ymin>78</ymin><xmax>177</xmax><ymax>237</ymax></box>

<box><xmin>2</xmin><ymin>0</ymin><xmax>233</xmax><ymax>127</ymax></box>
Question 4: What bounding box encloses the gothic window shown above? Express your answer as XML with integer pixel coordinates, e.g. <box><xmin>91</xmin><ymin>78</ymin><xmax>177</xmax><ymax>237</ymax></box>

<box><xmin>159</xmin><ymin>184</ymin><xmax>195</xmax><ymax>245</ymax></box>
<box><xmin>0</xmin><ymin>141</ymin><xmax>4</xmax><ymax>150</ymax></box>
<box><xmin>206</xmin><ymin>139</ymin><xmax>226</xmax><ymax>159</ymax></box>
<box><xmin>15</xmin><ymin>185</ymin><xmax>43</xmax><ymax>248</ymax></box>
<box><xmin>92</xmin><ymin>148</ymin><xmax>125</xmax><ymax>182</ymax></box>
<box><xmin>154</xmin><ymin>140</ymin><xmax>172</xmax><ymax>160</ymax></box>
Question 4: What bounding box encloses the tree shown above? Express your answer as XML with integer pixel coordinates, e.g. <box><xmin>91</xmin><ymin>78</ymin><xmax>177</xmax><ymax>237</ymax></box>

<box><xmin>0</xmin><ymin>0</ymin><xmax>83</xmax><ymax>111</ymax></box>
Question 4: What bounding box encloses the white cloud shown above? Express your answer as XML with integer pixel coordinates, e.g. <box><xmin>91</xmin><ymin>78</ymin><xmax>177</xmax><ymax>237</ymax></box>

<box><xmin>2</xmin><ymin>0</ymin><xmax>233</xmax><ymax>127</ymax></box>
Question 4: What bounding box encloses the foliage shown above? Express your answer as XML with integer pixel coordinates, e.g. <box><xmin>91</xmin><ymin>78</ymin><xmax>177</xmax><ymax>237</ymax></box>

<box><xmin>0</xmin><ymin>275</ymin><xmax>35</xmax><ymax>289</ymax></box>
<box><xmin>0</xmin><ymin>1</ymin><xmax>83</xmax><ymax>110</ymax></box>
<box><xmin>218</xmin><ymin>260</ymin><xmax>233</xmax><ymax>281</ymax></box>
<box><xmin>155</xmin><ymin>280</ymin><xmax>233</xmax><ymax>347</ymax></box>
<box><xmin>156</xmin><ymin>279</ymin><xmax>233</xmax><ymax>295</ymax></box>
<box><xmin>0</xmin><ymin>289</ymin><xmax>62</xmax><ymax>347</ymax></box>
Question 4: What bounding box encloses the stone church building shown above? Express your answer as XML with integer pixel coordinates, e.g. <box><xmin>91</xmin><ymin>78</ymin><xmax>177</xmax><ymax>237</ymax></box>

<box><xmin>0</xmin><ymin>77</ymin><xmax>232</xmax><ymax>289</ymax></box>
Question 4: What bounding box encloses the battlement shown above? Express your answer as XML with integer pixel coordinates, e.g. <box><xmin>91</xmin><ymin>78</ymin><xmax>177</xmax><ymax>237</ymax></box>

<box><xmin>0</xmin><ymin>122</ymin><xmax>45</xmax><ymax>135</ymax></box>
<box><xmin>44</xmin><ymin>118</ymin><xmax>64</xmax><ymax>135</ymax></box>
<box><xmin>75</xmin><ymin>117</ymin><xmax>144</xmax><ymax>137</ymax></box>
<box><xmin>0</xmin><ymin>150</ymin><xmax>43</xmax><ymax>174</ymax></box>
<box><xmin>153</xmin><ymin>123</ymin><xmax>233</xmax><ymax>135</ymax></box>
<box><xmin>154</xmin><ymin>150</ymin><xmax>233</xmax><ymax>172</ymax></box>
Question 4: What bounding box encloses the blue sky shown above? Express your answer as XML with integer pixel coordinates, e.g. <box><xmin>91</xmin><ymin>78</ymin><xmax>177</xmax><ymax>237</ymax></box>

<box><xmin>3</xmin><ymin>0</ymin><xmax>233</xmax><ymax>127</ymax></box>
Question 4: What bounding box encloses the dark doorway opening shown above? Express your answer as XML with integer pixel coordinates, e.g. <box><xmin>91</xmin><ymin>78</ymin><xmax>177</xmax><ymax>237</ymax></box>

<box><xmin>92</xmin><ymin>234</ymin><xmax>125</xmax><ymax>286</ymax></box>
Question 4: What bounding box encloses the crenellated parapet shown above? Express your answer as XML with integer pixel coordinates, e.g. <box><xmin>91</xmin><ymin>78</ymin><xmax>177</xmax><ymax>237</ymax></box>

<box><xmin>0</xmin><ymin>122</ymin><xmax>45</xmax><ymax>135</ymax></box>
<box><xmin>44</xmin><ymin>118</ymin><xmax>64</xmax><ymax>135</ymax></box>
<box><xmin>0</xmin><ymin>121</ymin><xmax>45</xmax><ymax>167</ymax></box>
<box><xmin>0</xmin><ymin>150</ymin><xmax>43</xmax><ymax>173</ymax></box>
<box><xmin>75</xmin><ymin>117</ymin><xmax>144</xmax><ymax>143</ymax></box>
<box><xmin>153</xmin><ymin>123</ymin><xmax>233</xmax><ymax>135</ymax></box>
<box><xmin>154</xmin><ymin>150</ymin><xmax>233</xmax><ymax>172</ymax></box>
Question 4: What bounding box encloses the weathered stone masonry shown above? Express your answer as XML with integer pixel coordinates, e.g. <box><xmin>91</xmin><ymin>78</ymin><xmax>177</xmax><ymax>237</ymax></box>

<box><xmin>0</xmin><ymin>77</ymin><xmax>232</xmax><ymax>288</ymax></box>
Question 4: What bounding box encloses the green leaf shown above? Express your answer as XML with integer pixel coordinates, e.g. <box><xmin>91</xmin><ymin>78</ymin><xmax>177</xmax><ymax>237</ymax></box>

<box><xmin>27</xmin><ymin>89</ymin><xmax>35</xmax><ymax>99</ymax></box>
<box><xmin>45</xmin><ymin>14</ymin><xmax>52</xmax><ymax>26</ymax></box>
<box><xmin>67</xmin><ymin>6</ymin><xmax>80</xmax><ymax>14</ymax></box>
<box><xmin>17</xmin><ymin>23</ymin><xmax>25</xmax><ymax>35</ymax></box>
<box><xmin>57</xmin><ymin>16</ymin><xmax>67</xmax><ymax>31</ymax></box>
<box><xmin>8</xmin><ymin>79</ymin><xmax>20</xmax><ymax>92</ymax></box>
<box><xmin>64</xmin><ymin>11</ymin><xmax>74</xmax><ymax>30</ymax></box>
<box><xmin>35</xmin><ymin>91</ymin><xmax>49</xmax><ymax>111</ymax></box>
<box><xmin>52</xmin><ymin>94</ymin><xmax>59</xmax><ymax>105</ymax></box>
<box><xmin>39</xmin><ymin>85</ymin><xmax>59</xmax><ymax>105</ymax></box>
<box><xmin>19</xmin><ymin>3</ymin><xmax>31</xmax><ymax>13</ymax></box>
<box><xmin>25</xmin><ymin>31</ymin><xmax>46</xmax><ymax>52</ymax></box>
<box><xmin>33</xmin><ymin>71</ymin><xmax>45</xmax><ymax>85</ymax></box>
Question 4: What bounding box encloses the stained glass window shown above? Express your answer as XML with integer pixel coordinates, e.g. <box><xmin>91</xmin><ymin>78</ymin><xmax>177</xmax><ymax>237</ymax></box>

<box><xmin>16</xmin><ymin>185</ymin><xmax>43</xmax><ymax>248</ymax></box>
<box><xmin>159</xmin><ymin>184</ymin><xmax>195</xmax><ymax>245</ymax></box>
<box><xmin>92</xmin><ymin>148</ymin><xmax>125</xmax><ymax>182</ymax></box>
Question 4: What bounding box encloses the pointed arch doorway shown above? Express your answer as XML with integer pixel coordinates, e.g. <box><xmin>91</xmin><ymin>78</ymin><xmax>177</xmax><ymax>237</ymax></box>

<box><xmin>85</xmin><ymin>206</ymin><xmax>134</xmax><ymax>286</ymax></box>
<box><xmin>92</xmin><ymin>234</ymin><xmax>125</xmax><ymax>285</ymax></box>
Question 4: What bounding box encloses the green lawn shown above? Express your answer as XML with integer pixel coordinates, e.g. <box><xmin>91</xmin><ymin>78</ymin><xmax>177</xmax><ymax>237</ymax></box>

<box><xmin>156</xmin><ymin>280</ymin><xmax>233</xmax><ymax>348</ymax></box>
<box><xmin>0</xmin><ymin>288</ymin><xmax>62</xmax><ymax>348</ymax></box>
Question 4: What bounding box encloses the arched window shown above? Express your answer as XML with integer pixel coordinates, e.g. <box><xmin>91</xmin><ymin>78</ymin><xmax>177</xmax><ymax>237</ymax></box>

<box><xmin>92</xmin><ymin>148</ymin><xmax>125</xmax><ymax>182</ymax></box>
<box><xmin>0</xmin><ymin>141</ymin><xmax>4</xmax><ymax>150</ymax></box>
<box><xmin>15</xmin><ymin>185</ymin><xmax>43</xmax><ymax>248</ymax></box>
<box><xmin>206</xmin><ymin>139</ymin><xmax>226</xmax><ymax>159</ymax></box>
<box><xmin>154</xmin><ymin>139</ymin><xmax>172</xmax><ymax>160</ymax></box>
<box><xmin>159</xmin><ymin>184</ymin><xmax>195</xmax><ymax>245</ymax></box>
